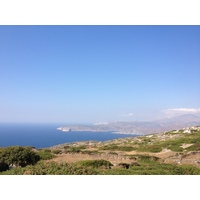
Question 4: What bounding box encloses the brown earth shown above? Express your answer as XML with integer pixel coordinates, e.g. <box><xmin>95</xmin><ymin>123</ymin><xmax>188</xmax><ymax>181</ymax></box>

<box><xmin>163</xmin><ymin>151</ymin><xmax>200</xmax><ymax>167</ymax></box>
<box><xmin>48</xmin><ymin>126</ymin><xmax>200</xmax><ymax>168</ymax></box>
<box><xmin>49</xmin><ymin>151</ymin><xmax>133</xmax><ymax>166</ymax></box>
<box><xmin>48</xmin><ymin>149</ymin><xmax>200</xmax><ymax>168</ymax></box>
<box><xmin>48</xmin><ymin>149</ymin><xmax>180</xmax><ymax>166</ymax></box>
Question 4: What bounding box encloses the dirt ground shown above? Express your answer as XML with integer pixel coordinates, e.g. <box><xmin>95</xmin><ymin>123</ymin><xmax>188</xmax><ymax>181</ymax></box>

<box><xmin>49</xmin><ymin>149</ymin><xmax>180</xmax><ymax>166</ymax></box>
<box><xmin>163</xmin><ymin>151</ymin><xmax>200</xmax><ymax>167</ymax></box>
<box><xmin>49</xmin><ymin>152</ymin><xmax>132</xmax><ymax>166</ymax></box>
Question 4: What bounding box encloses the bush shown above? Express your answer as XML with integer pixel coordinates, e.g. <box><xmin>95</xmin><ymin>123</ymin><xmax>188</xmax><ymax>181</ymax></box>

<box><xmin>80</xmin><ymin>150</ymin><xmax>100</xmax><ymax>155</ymax></box>
<box><xmin>64</xmin><ymin>145</ymin><xmax>86</xmax><ymax>153</ymax></box>
<box><xmin>0</xmin><ymin>146</ymin><xmax>40</xmax><ymax>170</ymax></box>
<box><xmin>169</xmin><ymin>146</ymin><xmax>183</xmax><ymax>152</ymax></box>
<box><xmin>99</xmin><ymin>145</ymin><xmax>119</xmax><ymax>151</ymax></box>
<box><xmin>137</xmin><ymin>145</ymin><xmax>162</xmax><ymax>153</ymax></box>
<box><xmin>51</xmin><ymin>149</ymin><xmax>62</xmax><ymax>154</ymax></box>
<box><xmin>74</xmin><ymin>159</ymin><xmax>113</xmax><ymax>169</ymax></box>
<box><xmin>100</xmin><ymin>145</ymin><xmax>135</xmax><ymax>151</ymax></box>
<box><xmin>128</xmin><ymin>154</ymin><xmax>160</xmax><ymax>162</ymax></box>
<box><xmin>118</xmin><ymin>146</ymin><xmax>135</xmax><ymax>151</ymax></box>
<box><xmin>44</xmin><ymin>149</ymin><xmax>51</xmax><ymax>153</ymax></box>
<box><xmin>36</xmin><ymin>150</ymin><xmax>55</xmax><ymax>160</ymax></box>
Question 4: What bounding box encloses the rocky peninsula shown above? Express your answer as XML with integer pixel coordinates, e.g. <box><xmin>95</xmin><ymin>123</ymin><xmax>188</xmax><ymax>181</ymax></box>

<box><xmin>57</xmin><ymin>114</ymin><xmax>200</xmax><ymax>135</ymax></box>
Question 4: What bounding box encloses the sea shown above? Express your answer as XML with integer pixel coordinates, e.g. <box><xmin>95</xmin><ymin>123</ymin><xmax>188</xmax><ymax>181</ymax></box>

<box><xmin>0</xmin><ymin>123</ymin><xmax>137</xmax><ymax>148</ymax></box>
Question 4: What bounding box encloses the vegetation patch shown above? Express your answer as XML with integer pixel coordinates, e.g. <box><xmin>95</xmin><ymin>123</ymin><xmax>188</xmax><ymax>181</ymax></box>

<box><xmin>185</xmin><ymin>143</ymin><xmax>200</xmax><ymax>151</ymax></box>
<box><xmin>64</xmin><ymin>145</ymin><xmax>86</xmax><ymax>153</ymax></box>
<box><xmin>100</xmin><ymin>145</ymin><xmax>135</xmax><ymax>151</ymax></box>
<box><xmin>51</xmin><ymin>149</ymin><xmax>62</xmax><ymax>154</ymax></box>
<box><xmin>1</xmin><ymin>158</ymin><xmax>200</xmax><ymax>175</ymax></box>
<box><xmin>80</xmin><ymin>150</ymin><xmax>101</xmax><ymax>155</ymax></box>
<box><xmin>127</xmin><ymin>154</ymin><xmax>160</xmax><ymax>162</ymax></box>
<box><xmin>36</xmin><ymin>150</ymin><xmax>55</xmax><ymax>160</ymax></box>
<box><xmin>136</xmin><ymin>145</ymin><xmax>162</xmax><ymax>153</ymax></box>
<box><xmin>0</xmin><ymin>146</ymin><xmax>40</xmax><ymax>171</ymax></box>
<box><xmin>74</xmin><ymin>159</ymin><xmax>113</xmax><ymax>169</ymax></box>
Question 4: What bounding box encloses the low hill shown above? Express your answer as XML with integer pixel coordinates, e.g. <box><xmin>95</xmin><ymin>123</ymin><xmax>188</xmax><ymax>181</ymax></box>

<box><xmin>58</xmin><ymin>114</ymin><xmax>200</xmax><ymax>134</ymax></box>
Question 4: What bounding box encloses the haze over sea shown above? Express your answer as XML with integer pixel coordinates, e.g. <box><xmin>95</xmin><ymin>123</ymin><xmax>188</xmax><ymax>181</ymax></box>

<box><xmin>0</xmin><ymin>123</ymin><xmax>135</xmax><ymax>148</ymax></box>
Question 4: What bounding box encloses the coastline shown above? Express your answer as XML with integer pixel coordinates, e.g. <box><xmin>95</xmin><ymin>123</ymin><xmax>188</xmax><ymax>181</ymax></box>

<box><xmin>57</xmin><ymin>126</ymin><xmax>141</xmax><ymax>135</ymax></box>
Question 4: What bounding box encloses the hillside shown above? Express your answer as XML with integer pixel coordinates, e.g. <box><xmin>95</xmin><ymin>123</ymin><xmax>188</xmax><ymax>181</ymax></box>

<box><xmin>50</xmin><ymin>126</ymin><xmax>200</xmax><ymax>168</ymax></box>
<box><xmin>1</xmin><ymin>125</ymin><xmax>200</xmax><ymax>175</ymax></box>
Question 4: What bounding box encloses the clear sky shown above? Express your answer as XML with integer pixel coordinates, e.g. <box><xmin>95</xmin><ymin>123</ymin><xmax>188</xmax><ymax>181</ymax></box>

<box><xmin>0</xmin><ymin>25</ymin><xmax>200</xmax><ymax>124</ymax></box>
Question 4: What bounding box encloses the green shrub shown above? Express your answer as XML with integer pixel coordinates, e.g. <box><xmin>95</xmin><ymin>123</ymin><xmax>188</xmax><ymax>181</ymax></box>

<box><xmin>99</xmin><ymin>145</ymin><xmax>119</xmax><ymax>151</ymax></box>
<box><xmin>52</xmin><ymin>149</ymin><xmax>62</xmax><ymax>154</ymax></box>
<box><xmin>64</xmin><ymin>145</ymin><xmax>86</xmax><ymax>153</ymax></box>
<box><xmin>36</xmin><ymin>150</ymin><xmax>55</xmax><ymax>160</ymax></box>
<box><xmin>100</xmin><ymin>145</ymin><xmax>135</xmax><ymax>151</ymax></box>
<box><xmin>80</xmin><ymin>150</ymin><xmax>100</xmax><ymax>155</ymax></box>
<box><xmin>169</xmin><ymin>146</ymin><xmax>183</xmax><ymax>152</ymax></box>
<box><xmin>74</xmin><ymin>159</ymin><xmax>113</xmax><ymax>169</ymax></box>
<box><xmin>118</xmin><ymin>146</ymin><xmax>135</xmax><ymax>151</ymax></box>
<box><xmin>137</xmin><ymin>145</ymin><xmax>162</xmax><ymax>153</ymax></box>
<box><xmin>0</xmin><ymin>146</ymin><xmax>40</xmax><ymax>170</ymax></box>
<box><xmin>128</xmin><ymin>154</ymin><xmax>160</xmax><ymax>162</ymax></box>
<box><xmin>44</xmin><ymin>149</ymin><xmax>51</xmax><ymax>153</ymax></box>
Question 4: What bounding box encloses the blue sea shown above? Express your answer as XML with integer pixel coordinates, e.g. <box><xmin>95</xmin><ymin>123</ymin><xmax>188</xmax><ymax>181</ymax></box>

<box><xmin>0</xmin><ymin>123</ymin><xmax>137</xmax><ymax>148</ymax></box>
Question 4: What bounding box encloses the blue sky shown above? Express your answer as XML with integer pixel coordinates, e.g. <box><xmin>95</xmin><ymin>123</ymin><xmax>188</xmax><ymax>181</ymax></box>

<box><xmin>0</xmin><ymin>25</ymin><xmax>200</xmax><ymax>124</ymax></box>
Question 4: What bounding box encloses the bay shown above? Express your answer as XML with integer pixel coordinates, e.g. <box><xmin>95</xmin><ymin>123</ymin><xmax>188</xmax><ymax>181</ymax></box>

<box><xmin>0</xmin><ymin>123</ymin><xmax>137</xmax><ymax>148</ymax></box>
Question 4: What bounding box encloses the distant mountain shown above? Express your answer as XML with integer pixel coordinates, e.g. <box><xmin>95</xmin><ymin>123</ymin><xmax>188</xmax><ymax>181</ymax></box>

<box><xmin>58</xmin><ymin>114</ymin><xmax>200</xmax><ymax>135</ymax></box>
